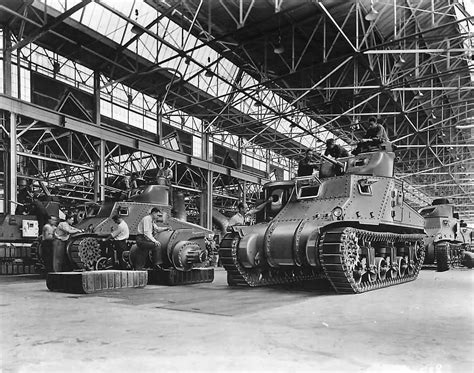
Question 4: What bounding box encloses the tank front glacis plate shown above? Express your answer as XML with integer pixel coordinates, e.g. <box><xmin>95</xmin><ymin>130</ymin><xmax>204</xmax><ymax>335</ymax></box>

<box><xmin>420</xmin><ymin>204</ymin><xmax>460</xmax><ymax>244</ymax></box>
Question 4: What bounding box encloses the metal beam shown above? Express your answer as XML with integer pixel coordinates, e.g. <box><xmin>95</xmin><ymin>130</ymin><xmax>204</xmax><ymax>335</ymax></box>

<box><xmin>9</xmin><ymin>0</ymin><xmax>91</xmax><ymax>52</ymax></box>
<box><xmin>0</xmin><ymin>95</ymin><xmax>267</xmax><ymax>185</ymax></box>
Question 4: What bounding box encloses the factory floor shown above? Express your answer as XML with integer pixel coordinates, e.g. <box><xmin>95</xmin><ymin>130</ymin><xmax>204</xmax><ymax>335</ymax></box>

<box><xmin>0</xmin><ymin>267</ymin><xmax>472</xmax><ymax>373</ymax></box>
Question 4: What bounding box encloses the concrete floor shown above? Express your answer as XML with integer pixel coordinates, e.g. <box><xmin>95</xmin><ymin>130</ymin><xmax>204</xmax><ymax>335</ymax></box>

<box><xmin>0</xmin><ymin>268</ymin><xmax>473</xmax><ymax>373</ymax></box>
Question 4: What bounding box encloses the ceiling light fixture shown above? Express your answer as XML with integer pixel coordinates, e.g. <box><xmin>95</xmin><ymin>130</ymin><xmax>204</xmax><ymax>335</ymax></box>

<box><xmin>365</xmin><ymin>0</ymin><xmax>379</xmax><ymax>22</ymax></box>
<box><xmin>274</xmin><ymin>35</ymin><xmax>284</xmax><ymax>54</ymax></box>
<box><xmin>131</xmin><ymin>25</ymin><xmax>142</xmax><ymax>35</ymax></box>
<box><xmin>52</xmin><ymin>61</ymin><xmax>61</xmax><ymax>75</ymax></box>
<box><xmin>414</xmin><ymin>91</ymin><xmax>424</xmax><ymax>100</ymax></box>
<box><xmin>204</xmin><ymin>56</ymin><xmax>214</xmax><ymax>77</ymax></box>
<box><xmin>131</xmin><ymin>9</ymin><xmax>143</xmax><ymax>35</ymax></box>
<box><xmin>394</xmin><ymin>55</ymin><xmax>406</xmax><ymax>68</ymax></box>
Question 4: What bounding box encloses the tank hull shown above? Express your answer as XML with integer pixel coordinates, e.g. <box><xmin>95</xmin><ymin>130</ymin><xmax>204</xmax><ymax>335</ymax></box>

<box><xmin>219</xmin><ymin>150</ymin><xmax>426</xmax><ymax>293</ymax></box>
<box><xmin>40</xmin><ymin>184</ymin><xmax>216</xmax><ymax>285</ymax></box>
<box><xmin>419</xmin><ymin>201</ymin><xmax>474</xmax><ymax>271</ymax></box>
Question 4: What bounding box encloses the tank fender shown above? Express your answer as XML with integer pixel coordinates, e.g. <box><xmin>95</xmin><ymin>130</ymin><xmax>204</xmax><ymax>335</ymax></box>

<box><xmin>156</xmin><ymin>230</ymin><xmax>174</xmax><ymax>252</ymax></box>
<box><xmin>237</xmin><ymin>225</ymin><xmax>267</xmax><ymax>269</ymax></box>
<box><xmin>265</xmin><ymin>220</ymin><xmax>301</xmax><ymax>267</ymax></box>
<box><xmin>294</xmin><ymin>220</ymin><xmax>320</xmax><ymax>267</ymax></box>
<box><xmin>305</xmin><ymin>228</ymin><xmax>320</xmax><ymax>267</ymax></box>
<box><xmin>238</xmin><ymin>234</ymin><xmax>262</xmax><ymax>268</ymax></box>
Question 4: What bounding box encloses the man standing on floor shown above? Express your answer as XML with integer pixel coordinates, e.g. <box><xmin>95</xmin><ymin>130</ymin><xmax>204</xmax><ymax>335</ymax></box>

<box><xmin>109</xmin><ymin>215</ymin><xmax>130</xmax><ymax>269</ymax></box>
<box><xmin>52</xmin><ymin>214</ymin><xmax>83</xmax><ymax>272</ymax></box>
<box><xmin>40</xmin><ymin>215</ymin><xmax>57</xmax><ymax>272</ymax></box>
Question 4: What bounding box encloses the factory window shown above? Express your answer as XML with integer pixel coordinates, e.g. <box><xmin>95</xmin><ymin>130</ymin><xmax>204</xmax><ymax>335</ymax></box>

<box><xmin>100</xmin><ymin>98</ymin><xmax>112</xmax><ymax>117</ymax></box>
<box><xmin>242</xmin><ymin>154</ymin><xmax>266</xmax><ymax>171</ymax></box>
<box><xmin>129</xmin><ymin>110</ymin><xmax>143</xmax><ymax>129</ymax></box>
<box><xmin>112</xmin><ymin>103</ymin><xmax>128</xmax><ymax>123</ymax></box>
<box><xmin>143</xmin><ymin>116</ymin><xmax>156</xmax><ymax>133</ymax></box>
<box><xmin>193</xmin><ymin>136</ymin><xmax>202</xmax><ymax>158</ymax></box>
<box><xmin>162</xmin><ymin>132</ymin><xmax>181</xmax><ymax>151</ymax></box>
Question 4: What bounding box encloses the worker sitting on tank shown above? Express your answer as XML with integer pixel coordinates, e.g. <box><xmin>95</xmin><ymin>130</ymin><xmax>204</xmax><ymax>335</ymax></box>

<box><xmin>324</xmin><ymin>138</ymin><xmax>349</xmax><ymax>176</ymax></box>
<box><xmin>297</xmin><ymin>149</ymin><xmax>319</xmax><ymax>177</ymax></box>
<box><xmin>352</xmin><ymin>117</ymin><xmax>389</xmax><ymax>155</ymax></box>
<box><xmin>156</xmin><ymin>160</ymin><xmax>173</xmax><ymax>186</ymax></box>
<box><xmin>324</xmin><ymin>138</ymin><xmax>349</xmax><ymax>159</ymax></box>
<box><xmin>131</xmin><ymin>207</ymin><xmax>172</xmax><ymax>270</ymax></box>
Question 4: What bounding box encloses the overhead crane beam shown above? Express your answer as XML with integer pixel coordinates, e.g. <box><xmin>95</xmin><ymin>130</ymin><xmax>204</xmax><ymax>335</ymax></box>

<box><xmin>8</xmin><ymin>0</ymin><xmax>91</xmax><ymax>52</ymax></box>
<box><xmin>0</xmin><ymin>94</ymin><xmax>267</xmax><ymax>186</ymax></box>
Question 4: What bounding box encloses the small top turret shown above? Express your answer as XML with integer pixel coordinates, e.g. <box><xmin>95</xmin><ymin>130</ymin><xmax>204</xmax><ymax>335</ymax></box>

<box><xmin>128</xmin><ymin>184</ymin><xmax>170</xmax><ymax>205</ymax></box>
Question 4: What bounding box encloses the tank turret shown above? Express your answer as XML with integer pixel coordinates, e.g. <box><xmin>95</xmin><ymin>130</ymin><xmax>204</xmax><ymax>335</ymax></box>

<box><xmin>219</xmin><ymin>144</ymin><xmax>426</xmax><ymax>293</ymax></box>
<box><xmin>419</xmin><ymin>199</ymin><xmax>474</xmax><ymax>271</ymax></box>
<box><xmin>42</xmin><ymin>184</ymin><xmax>215</xmax><ymax>285</ymax></box>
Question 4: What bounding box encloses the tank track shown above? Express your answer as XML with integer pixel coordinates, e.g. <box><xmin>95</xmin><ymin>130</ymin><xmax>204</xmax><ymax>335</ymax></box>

<box><xmin>435</xmin><ymin>242</ymin><xmax>465</xmax><ymax>272</ymax></box>
<box><xmin>219</xmin><ymin>233</ymin><xmax>323</xmax><ymax>287</ymax></box>
<box><xmin>320</xmin><ymin>227</ymin><xmax>425</xmax><ymax>294</ymax></box>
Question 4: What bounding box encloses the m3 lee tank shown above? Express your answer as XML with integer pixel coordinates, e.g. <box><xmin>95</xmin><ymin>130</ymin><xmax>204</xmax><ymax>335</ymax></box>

<box><xmin>48</xmin><ymin>183</ymin><xmax>215</xmax><ymax>285</ymax></box>
<box><xmin>219</xmin><ymin>143</ymin><xmax>426</xmax><ymax>293</ymax></box>
<box><xmin>419</xmin><ymin>199</ymin><xmax>474</xmax><ymax>271</ymax></box>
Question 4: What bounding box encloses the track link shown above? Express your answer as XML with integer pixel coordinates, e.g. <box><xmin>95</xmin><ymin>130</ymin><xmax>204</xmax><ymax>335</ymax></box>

<box><xmin>319</xmin><ymin>227</ymin><xmax>425</xmax><ymax>294</ymax></box>
<box><xmin>219</xmin><ymin>233</ymin><xmax>322</xmax><ymax>287</ymax></box>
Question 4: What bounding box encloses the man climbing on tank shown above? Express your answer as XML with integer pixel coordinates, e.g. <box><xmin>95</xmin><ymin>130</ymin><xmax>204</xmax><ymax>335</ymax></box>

<box><xmin>228</xmin><ymin>198</ymin><xmax>273</xmax><ymax>228</ymax></box>
<box><xmin>323</xmin><ymin>139</ymin><xmax>349</xmax><ymax>176</ymax></box>
<box><xmin>131</xmin><ymin>207</ymin><xmax>172</xmax><ymax>270</ymax></box>
<box><xmin>228</xmin><ymin>202</ymin><xmax>247</xmax><ymax>227</ymax></box>
<box><xmin>324</xmin><ymin>138</ymin><xmax>349</xmax><ymax>159</ymax></box>
<box><xmin>50</xmin><ymin>214</ymin><xmax>83</xmax><ymax>272</ymax></box>
<box><xmin>297</xmin><ymin>148</ymin><xmax>319</xmax><ymax>177</ymax></box>
<box><xmin>352</xmin><ymin>117</ymin><xmax>389</xmax><ymax>155</ymax></box>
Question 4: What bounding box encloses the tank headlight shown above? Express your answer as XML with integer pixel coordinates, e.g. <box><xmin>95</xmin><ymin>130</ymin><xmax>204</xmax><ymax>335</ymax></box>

<box><xmin>332</xmin><ymin>207</ymin><xmax>343</xmax><ymax>220</ymax></box>
<box><xmin>443</xmin><ymin>219</ymin><xmax>449</xmax><ymax>226</ymax></box>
